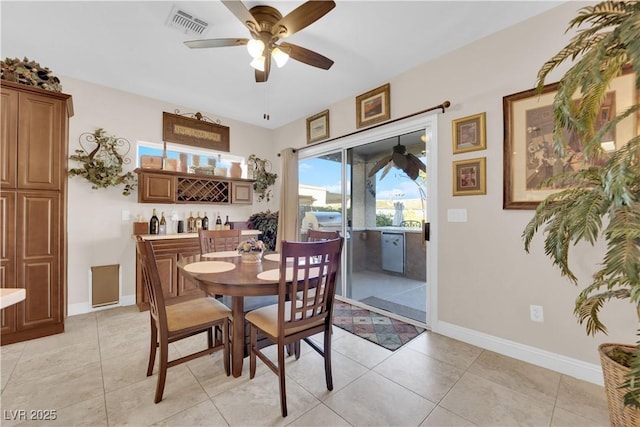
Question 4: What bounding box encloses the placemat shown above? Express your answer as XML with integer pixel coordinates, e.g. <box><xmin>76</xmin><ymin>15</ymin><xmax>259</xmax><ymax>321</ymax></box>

<box><xmin>184</xmin><ymin>261</ymin><xmax>236</xmax><ymax>274</ymax></box>
<box><xmin>257</xmin><ymin>267</ymin><xmax>321</xmax><ymax>281</ymax></box>
<box><xmin>202</xmin><ymin>251</ymin><xmax>241</xmax><ymax>258</ymax></box>
<box><xmin>263</xmin><ymin>253</ymin><xmax>307</xmax><ymax>264</ymax></box>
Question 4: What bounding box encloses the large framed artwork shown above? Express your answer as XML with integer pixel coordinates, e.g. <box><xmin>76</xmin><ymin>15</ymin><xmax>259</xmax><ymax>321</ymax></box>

<box><xmin>356</xmin><ymin>83</ymin><xmax>390</xmax><ymax>128</ymax></box>
<box><xmin>502</xmin><ymin>70</ymin><xmax>637</xmax><ymax>209</ymax></box>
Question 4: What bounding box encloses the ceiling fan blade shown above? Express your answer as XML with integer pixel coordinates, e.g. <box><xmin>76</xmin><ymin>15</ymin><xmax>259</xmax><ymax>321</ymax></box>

<box><xmin>368</xmin><ymin>155</ymin><xmax>392</xmax><ymax>177</ymax></box>
<box><xmin>255</xmin><ymin>54</ymin><xmax>272</xmax><ymax>83</ymax></box>
<box><xmin>280</xmin><ymin>42</ymin><xmax>334</xmax><ymax>70</ymax></box>
<box><xmin>272</xmin><ymin>1</ymin><xmax>335</xmax><ymax>38</ymax></box>
<box><xmin>184</xmin><ymin>38</ymin><xmax>248</xmax><ymax>49</ymax></box>
<box><xmin>407</xmin><ymin>153</ymin><xmax>427</xmax><ymax>172</ymax></box>
<box><xmin>392</xmin><ymin>152</ymin><xmax>409</xmax><ymax>170</ymax></box>
<box><xmin>221</xmin><ymin>0</ymin><xmax>260</xmax><ymax>37</ymax></box>
<box><xmin>380</xmin><ymin>161</ymin><xmax>395</xmax><ymax>180</ymax></box>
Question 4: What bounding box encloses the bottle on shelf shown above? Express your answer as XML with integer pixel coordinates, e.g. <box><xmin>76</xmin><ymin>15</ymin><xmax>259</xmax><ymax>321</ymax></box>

<box><xmin>202</xmin><ymin>212</ymin><xmax>209</xmax><ymax>230</ymax></box>
<box><xmin>187</xmin><ymin>211</ymin><xmax>195</xmax><ymax>233</ymax></box>
<box><xmin>149</xmin><ymin>209</ymin><xmax>159</xmax><ymax>235</ymax></box>
<box><xmin>195</xmin><ymin>211</ymin><xmax>203</xmax><ymax>230</ymax></box>
<box><xmin>224</xmin><ymin>215</ymin><xmax>230</xmax><ymax>230</ymax></box>
<box><xmin>159</xmin><ymin>211</ymin><xmax>167</xmax><ymax>235</ymax></box>
<box><xmin>215</xmin><ymin>214</ymin><xmax>222</xmax><ymax>230</ymax></box>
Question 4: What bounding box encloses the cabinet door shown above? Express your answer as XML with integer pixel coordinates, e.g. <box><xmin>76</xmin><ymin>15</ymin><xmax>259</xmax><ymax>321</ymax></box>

<box><xmin>139</xmin><ymin>172</ymin><xmax>176</xmax><ymax>203</ymax></box>
<box><xmin>1</xmin><ymin>88</ymin><xmax>18</xmax><ymax>189</ymax></box>
<box><xmin>16</xmin><ymin>191</ymin><xmax>62</xmax><ymax>330</ymax></box>
<box><xmin>17</xmin><ymin>91</ymin><xmax>66</xmax><ymax>190</ymax></box>
<box><xmin>0</xmin><ymin>191</ymin><xmax>17</xmax><ymax>334</ymax></box>
<box><xmin>231</xmin><ymin>182</ymin><xmax>253</xmax><ymax>204</ymax></box>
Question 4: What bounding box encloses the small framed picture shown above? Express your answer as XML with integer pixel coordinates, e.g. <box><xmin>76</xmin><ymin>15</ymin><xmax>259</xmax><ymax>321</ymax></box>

<box><xmin>453</xmin><ymin>157</ymin><xmax>486</xmax><ymax>196</ymax></box>
<box><xmin>306</xmin><ymin>109</ymin><xmax>330</xmax><ymax>144</ymax></box>
<box><xmin>356</xmin><ymin>83</ymin><xmax>390</xmax><ymax>128</ymax></box>
<box><xmin>452</xmin><ymin>112</ymin><xmax>486</xmax><ymax>154</ymax></box>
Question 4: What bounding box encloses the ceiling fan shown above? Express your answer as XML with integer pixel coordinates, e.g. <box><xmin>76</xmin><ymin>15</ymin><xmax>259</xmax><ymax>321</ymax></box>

<box><xmin>184</xmin><ymin>1</ymin><xmax>336</xmax><ymax>83</ymax></box>
<box><xmin>368</xmin><ymin>140</ymin><xmax>426</xmax><ymax>181</ymax></box>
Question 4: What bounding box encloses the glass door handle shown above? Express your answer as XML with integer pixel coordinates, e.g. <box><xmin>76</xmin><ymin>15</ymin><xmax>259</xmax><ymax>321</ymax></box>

<box><xmin>424</xmin><ymin>222</ymin><xmax>430</xmax><ymax>242</ymax></box>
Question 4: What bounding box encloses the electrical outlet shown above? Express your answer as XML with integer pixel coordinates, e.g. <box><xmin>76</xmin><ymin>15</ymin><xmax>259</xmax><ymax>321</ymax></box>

<box><xmin>530</xmin><ymin>305</ymin><xmax>544</xmax><ymax>322</ymax></box>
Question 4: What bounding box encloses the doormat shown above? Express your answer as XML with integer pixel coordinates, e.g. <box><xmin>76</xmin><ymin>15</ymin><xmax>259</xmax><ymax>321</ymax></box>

<box><xmin>332</xmin><ymin>301</ymin><xmax>425</xmax><ymax>351</ymax></box>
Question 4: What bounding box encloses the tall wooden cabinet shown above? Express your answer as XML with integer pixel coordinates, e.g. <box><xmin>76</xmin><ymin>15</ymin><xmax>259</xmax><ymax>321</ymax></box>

<box><xmin>1</xmin><ymin>81</ymin><xmax>73</xmax><ymax>345</ymax></box>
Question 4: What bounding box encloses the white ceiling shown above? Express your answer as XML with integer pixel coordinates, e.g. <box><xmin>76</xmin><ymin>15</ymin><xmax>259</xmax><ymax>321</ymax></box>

<box><xmin>1</xmin><ymin>1</ymin><xmax>563</xmax><ymax>130</ymax></box>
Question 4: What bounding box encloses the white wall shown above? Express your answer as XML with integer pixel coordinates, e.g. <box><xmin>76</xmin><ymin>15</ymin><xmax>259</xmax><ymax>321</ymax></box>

<box><xmin>64</xmin><ymin>77</ymin><xmax>278</xmax><ymax>314</ymax></box>
<box><xmin>272</xmin><ymin>0</ymin><xmax>637</xmax><ymax>378</ymax></box>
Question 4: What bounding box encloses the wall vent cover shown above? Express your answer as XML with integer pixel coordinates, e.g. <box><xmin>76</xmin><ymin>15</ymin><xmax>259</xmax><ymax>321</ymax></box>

<box><xmin>166</xmin><ymin>6</ymin><xmax>209</xmax><ymax>36</ymax></box>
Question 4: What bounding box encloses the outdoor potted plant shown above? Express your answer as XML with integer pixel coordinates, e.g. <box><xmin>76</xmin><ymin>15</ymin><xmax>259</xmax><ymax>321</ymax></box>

<box><xmin>522</xmin><ymin>2</ymin><xmax>640</xmax><ymax>425</ymax></box>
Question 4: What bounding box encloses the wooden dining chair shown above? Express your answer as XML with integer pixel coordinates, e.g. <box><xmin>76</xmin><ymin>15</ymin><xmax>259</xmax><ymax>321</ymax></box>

<box><xmin>245</xmin><ymin>237</ymin><xmax>344</xmax><ymax>417</ymax></box>
<box><xmin>136</xmin><ymin>236</ymin><xmax>231</xmax><ymax>403</ymax></box>
<box><xmin>198</xmin><ymin>229</ymin><xmax>241</xmax><ymax>254</ymax></box>
<box><xmin>307</xmin><ymin>229</ymin><xmax>340</xmax><ymax>242</ymax></box>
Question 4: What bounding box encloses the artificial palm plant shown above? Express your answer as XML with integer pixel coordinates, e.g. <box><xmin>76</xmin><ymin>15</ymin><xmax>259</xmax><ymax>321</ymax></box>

<box><xmin>521</xmin><ymin>0</ymin><xmax>640</xmax><ymax>413</ymax></box>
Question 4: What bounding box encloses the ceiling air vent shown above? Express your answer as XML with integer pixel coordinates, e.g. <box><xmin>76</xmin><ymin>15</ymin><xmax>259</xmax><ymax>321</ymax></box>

<box><xmin>166</xmin><ymin>6</ymin><xmax>209</xmax><ymax>36</ymax></box>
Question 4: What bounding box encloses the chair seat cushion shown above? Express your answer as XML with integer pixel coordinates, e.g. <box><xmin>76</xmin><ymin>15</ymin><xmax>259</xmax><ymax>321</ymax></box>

<box><xmin>245</xmin><ymin>301</ymin><xmax>324</xmax><ymax>338</ymax></box>
<box><xmin>166</xmin><ymin>297</ymin><xmax>231</xmax><ymax>332</ymax></box>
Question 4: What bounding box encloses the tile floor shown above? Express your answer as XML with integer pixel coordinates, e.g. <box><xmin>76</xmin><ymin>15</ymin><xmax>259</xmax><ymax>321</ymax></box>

<box><xmin>1</xmin><ymin>305</ymin><xmax>610</xmax><ymax>426</ymax></box>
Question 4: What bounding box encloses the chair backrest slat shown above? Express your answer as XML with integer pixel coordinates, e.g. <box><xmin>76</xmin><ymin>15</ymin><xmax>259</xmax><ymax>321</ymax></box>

<box><xmin>198</xmin><ymin>229</ymin><xmax>241</xmax><ymax>253</ymax></box>
<box><xmin>136</xmin><ymin>237</ymin><xmax>168</xmax><ymax>330</ymax></box>
<box><xmin>307</xmin><ymin>229</ymin><xmax>340</xmax><ymax>242</ymax></box>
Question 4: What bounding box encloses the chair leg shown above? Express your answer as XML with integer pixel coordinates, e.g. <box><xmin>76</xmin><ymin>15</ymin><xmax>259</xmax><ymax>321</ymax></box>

<box><xmin>324</xmin><ymin>328</ymin><xmax>333</xmax><ymax>391</ymax></box>
<box><xmin>278</xmin><ymin>344</ymin><xmax>288</xmax><ymax>417</ymax></box>
<box><xmin>249</xmin><ymin>325</ymin><xmax>257</xmax><ymax>379</ymax></box>
<box><xmin>207</xmin><ymin>326</ymin><xmax>214</xmax><ymax>349</ymax></box>
<box><xmin>294</xmin><ymin>340</ymin><xmax>301</xmax><ymax>360</ymax></box>
<box><xmin>154</xmin><ymin>339</ymin><xmax>169</xmax><ymax>403</ymax></box>
<box><xmin>147</xmin><ymin>319</ymin><xmax>157</xmax><ymax>377</ymax></box>
<box><xmin>223</xmin><ymin>319</ymin><xmax>230</xmax><ymax>376</ymax></box>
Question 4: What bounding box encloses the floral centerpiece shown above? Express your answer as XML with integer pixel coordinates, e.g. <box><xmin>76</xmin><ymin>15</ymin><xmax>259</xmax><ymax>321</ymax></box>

<box><xmin>237</xmin><ymin>238</ymin><xmax>265</xmax><ymax>263</ymax></box>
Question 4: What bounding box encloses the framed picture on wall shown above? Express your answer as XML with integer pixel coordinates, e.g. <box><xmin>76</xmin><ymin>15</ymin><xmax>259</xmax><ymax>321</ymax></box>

<box><xmin>306</xmin><ymin>109</ymin><xmax>330</xmax><ymax>144</ymax></box>
<box><xmin>356</xmin><ymin>83</ymin><xmax>390</xmax><ymax>128</ymax></box>
<box><xmin>502</xmin><ymin>68</ymin><xmax>637</xmax><ymax>209</ymax></box>
<box><xmin>452</xmin><ymin>112</ymin><xmax>486</xmax><ymax>154</ymax></box>
<box><xmin>453</xmin><ymin>157</ymin><xmax>486</xmax><ymax>196</ymax></box>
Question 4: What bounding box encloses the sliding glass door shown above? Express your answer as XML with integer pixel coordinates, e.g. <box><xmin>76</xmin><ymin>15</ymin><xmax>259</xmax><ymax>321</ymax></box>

<box><xmin>297</xmin><ymin>115</ymin><xmax>435</xmax><ymax>327</ymax></box>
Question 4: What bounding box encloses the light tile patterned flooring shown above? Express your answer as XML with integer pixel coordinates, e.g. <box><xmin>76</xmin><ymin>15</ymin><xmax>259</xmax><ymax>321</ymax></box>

<box><xmin>0</xmin><ymin>305</ymin><xmax>610</xmax><ymax>426</ymax></box>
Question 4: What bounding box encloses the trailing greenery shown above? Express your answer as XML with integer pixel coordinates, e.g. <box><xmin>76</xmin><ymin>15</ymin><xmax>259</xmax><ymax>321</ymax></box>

<box><xmin>248</xmin><ymin>154</ymin><xmax>277</xmax><ymax>203</ymax></box>
<box><xmin>523</xmin><ymin>1</ymin><xmax>640</xmax><ymax>408</ymax></box>
<box><xmin>69</xmin><ymin>128</ymin><xmax>137</xmax><ymax>196</ymax></box>
<box><xmin>248</xmin><ymin>210</ymin><xmax>278</xmax><ymax>251</ymax></box>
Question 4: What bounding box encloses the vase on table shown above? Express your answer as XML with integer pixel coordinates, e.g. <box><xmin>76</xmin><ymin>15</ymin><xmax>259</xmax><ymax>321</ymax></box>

<box><xmin>230</xmin><ymin>162</ymin><xmax>242</xmax><ymax>178</ymax></box>
<box><xmin>241</xmin><ymin>251</ymin><xmax>263</xmax><ymax>263</ymax></box>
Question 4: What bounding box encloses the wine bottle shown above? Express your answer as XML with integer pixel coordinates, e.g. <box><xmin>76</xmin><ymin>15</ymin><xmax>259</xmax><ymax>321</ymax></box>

<box><xmin>224</xmin><ymin>215</ymin><xmax>230</xmax><ymax>230</ymax></box>
<box><xmin>195</xmin><ymin>211</ymin><xmax>203</xmax><ymax>230</ymax></box>
<box><xmin>187</xmin><ymin>212</ymin><xmax>195</xmax><ymax>233</ymax></box>
<box><xmin>159</xmin><ymin>211</ymin><xmax>167</xmax><ymax>235</ymax></box>
<box><xmin>202</xmin><ymin>212</ymin><xmax>209</xmax><ymax>230</ymax></box>
<box><xmin>149</xmin><ymin>209</ymin><xmax>159</xmax><ymax>235</ymax></box>
<box><xmin>215</xmin><ymin>214</ymin><xmax>222</xmax><ymax>230</ymax></box>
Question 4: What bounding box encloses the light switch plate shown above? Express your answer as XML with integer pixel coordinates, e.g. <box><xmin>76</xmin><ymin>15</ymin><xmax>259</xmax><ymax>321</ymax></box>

<box><xmin>447</xmin><ymin>208</ymin><xmax>467</xmax><ymax>222</ymax></box>
<box><xmin>121</xmin><ymin>210</ymin><xmax>130</xmax><ymax>221</ymax></box>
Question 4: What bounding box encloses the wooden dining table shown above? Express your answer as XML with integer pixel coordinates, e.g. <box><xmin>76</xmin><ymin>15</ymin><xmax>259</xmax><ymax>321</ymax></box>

<box><xmin>177</xmin><ymin>252</ymin><xmax>282</xmax><ymax>377</ymax></box>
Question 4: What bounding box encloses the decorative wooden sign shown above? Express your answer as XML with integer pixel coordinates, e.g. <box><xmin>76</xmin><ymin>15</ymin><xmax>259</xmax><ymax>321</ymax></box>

<box><xmin>162</xmin><ymin>111</ymin><xmax>230</xmax><ymax>152</ymax></box>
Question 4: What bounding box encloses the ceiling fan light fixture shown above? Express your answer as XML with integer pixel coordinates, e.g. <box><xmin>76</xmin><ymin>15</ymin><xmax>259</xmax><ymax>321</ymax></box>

<box><xmin>246</xmin><ymin>39</ymin><xmax>265</xmax><ymax>58</ymax></box>
<box><xmin>250</xmin><ymin>56</ymin><xmax>266</xmax><ymax>71</ymax></box>
<box><xmin>271</xmin><ymin>47</ymin><xmax>289</xmax><ymax>68</ymax></box>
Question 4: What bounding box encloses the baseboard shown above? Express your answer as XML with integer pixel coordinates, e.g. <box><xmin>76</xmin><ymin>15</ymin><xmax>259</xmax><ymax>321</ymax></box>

<box><xmin>432</xmin><ymin>320</ymin><xmax>604</xmax><ymax>386</ymax></box>
<box><xmin>67</xmin><ymin>294</ymin><xmax>136</xmax><ymax>317</ymax></box>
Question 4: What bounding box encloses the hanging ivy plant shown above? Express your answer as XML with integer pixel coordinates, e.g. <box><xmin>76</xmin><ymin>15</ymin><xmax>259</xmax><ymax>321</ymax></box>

<box><xmin>248</xmin><ymin>154</ymin><xmax>278</xmax><ymax>202</ymax></box>
<box><xmin>68</xmin><ymin>128</ymin><xmax>137</xmax><ymax>196</ymax></box>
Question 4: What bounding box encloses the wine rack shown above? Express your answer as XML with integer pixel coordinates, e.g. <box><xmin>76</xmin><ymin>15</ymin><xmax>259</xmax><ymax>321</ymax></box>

<box><xmin>135</xmin><ymin>169</ymin><xmax>254</xmax><ymax>205</ymax></box>
<box><xmin>177</xmin><ymin>178</ymin><xmax>229</xmax><ymax>203</ymax></box>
